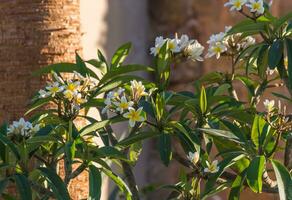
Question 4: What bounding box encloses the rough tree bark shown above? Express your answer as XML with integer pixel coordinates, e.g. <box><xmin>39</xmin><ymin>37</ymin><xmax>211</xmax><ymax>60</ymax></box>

<box><xmin>0</xmin><ymin>1</ymin><xmax>87</xmax><ymax>199</ymax></box>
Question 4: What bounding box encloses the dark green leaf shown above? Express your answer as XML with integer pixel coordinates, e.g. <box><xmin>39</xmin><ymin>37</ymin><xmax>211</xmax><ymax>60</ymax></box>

<box><xmin>285</xmin><ymin>38</ymin><xmax>292</xmax><ymax>89</ymax></box>
<box><xmin>268</xmin><ymin>40</ymin><xmax>283</xmax><ymax>70</ymax></box>
<box><xmin>228</xmin><ymin>170</ymin><xmax>247</xmax><ymax>200</ymax></box>
<box><xmin>159</xmin><ymin>133</ymin><xmax>172</xmax><ymax>166</ymax></box>
<box><xmin>200</xmin><ymin>86</ymin><xmax>207</xmax><ymax>113</ymax></box>
<box><xmin>199</xmin><ymin>128</ymin><xmax>241</xmax><ymax>143</ymax></box>
<box><xmin>246</xmin><ymin>156</ymin><xmax>265</xmax><ymax>193</ymax></box>
<box><xmin>38</xmin><ymin>167</ymin><xmax>70</xmax><ymax>200</ymax></box>
<box><xmin>118</xmin><ymin>131</ymin><xmax>159</xmax><ymax>147</ymax></box>
<box><xmin>0</xmin><ymin>134</ymin><xmax>20</xmax><ymax>160</ymax></box>
<box><xmin>14</xmin><ymin>174</ymin><xmax>32</xmax><ymax>200</ymax></box>
<box><xmin>89</xmin><ymin>165</ymin><xmax>102</xmax><ymax>200</ymax></box>
<box><xmin>271</xmin><ymin>159</ymin><xmax>292</xmax><ymax>200</ymax></box>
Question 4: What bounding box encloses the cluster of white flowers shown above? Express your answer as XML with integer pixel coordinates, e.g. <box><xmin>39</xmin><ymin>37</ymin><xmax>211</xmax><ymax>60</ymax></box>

<box><xmin>263</xmin><ymin>99</ymin><xmax>275</xmax><ymax>113</ymax></box>
<box><xmin>150</xmin><ymin>34</ymin><xmax>205</xmax><ymax>62</ymax></box>
<box><xmin>206</xmin><ymin>26</ymin><xmax>255</xmax><ymax>59</ymax></box>
<box><xmin>224</xmin><ymin>0</ymin><xmax>266</xmax><ymax>15</ymax></box>
<box><xmin>38</xmin><ymin>72</ymin><xmax>95</xmax><ymax>108</ymax></box>
<box><xmin>102</xmin><ymin>80</ymin><xmax>147</xmax><ymax>127</ymax></box>
<box><xmin>8</xmin><ymin>118</ymin><xmax>40</xmax><ymax>138</ymax></box>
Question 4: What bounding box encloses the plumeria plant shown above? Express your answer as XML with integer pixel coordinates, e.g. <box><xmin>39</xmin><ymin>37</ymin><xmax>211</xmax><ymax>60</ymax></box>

<box><xmin>0</xmin><ymin>1</ymin><xmax>292</xmax><ymax>200</ymax></box>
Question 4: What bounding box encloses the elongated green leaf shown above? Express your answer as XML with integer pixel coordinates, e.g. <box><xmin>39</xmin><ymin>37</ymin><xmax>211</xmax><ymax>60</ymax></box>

<box><xmin>0</xmin><ymin>123</ymin><xmax>8</xmax><ymax>161</ymax></box>
<box><xmin>285</xmin><ymin>38</ymin><xmax>292</xmax><ymax>89</ymax></box>
<box><xmin>14</xmin><ymin>174</ymin><xmax>32</xmax><ymax>200</ymax></box>
<box><xmin>26</xmin><ymin>136</ymin><xmax>57</xmax><ymax>144</ymax></box>
<box><xmin>200</xmin><ymin>86</ymin><xmax>207</xmax><ymax>113</ymax></box>
<box><xmin>101</xmin><ymin>168</ymin><xmax>132</xmax><ymax>200</ymax></box>
<box><xmin>25</xmin><ymin>97</ymin><xmax>53</xmax><ymax>115</ymax></box>
<box><xmin>268</xmin><ymin>40</ymin><xmax>283</xmax><ymax>70</ymax></box>
<box><xmin>251</xmin><ymin>115</ymin><xmax>269</xmax><ymax>150</ymax></box>
<box><xmin>271</xmin><ymin>159</ymin><xmax>292</xmax><ymax>200</ymax></box>
<box><xmin>227</xmin><ymin>19</ymin><xmax>267</xmax><ymax>35</ymax></box>
<box><xmin>100</xmin><ymin>64</ymin><xmax>154</xmax><ymax>85</ymax></box>
<box><xmin>159</xmin><ymin>133</ymin><xmax>172</xmax><ymax>166</ymax></box>
<box><xmin>246</xmin><ymin>156</ymin><xmax>265</xmax><ymax>193</ymax></box>
<box><xmin>257</xmin><ymin>44</ymin><xmax>269</xmax><ymax>79</ymax></box>
<box><xmin>111</xmin><ymin>42</ymin><xmax>131</xmax><ymax>68</ymax></box>
<box><xmin>38</xmin><ymin>167</ymin><xmax>70</xmax><ymax>200</ymax></box>
<box><xmin>274</xmin><ymin>12</ymin><xmax>292</xmax><ymax>31</ymax></box>
<box><xmin>89</xmin><ymin>165</ymin><xmax>102</xmax><ymax>200</ymax></box>
<box><xmin>199</xmin><ymin>128</ymin><xmax>240</xmax><ymax>143</ymax></box>
<box><xmin>228</xmin><ymin>170</ymin><xmax>247</xmax><ymax>200</ymax></box>
<box><xmin>89</xmin><ymin>146</ymin><xmax>127</xmax><ymax>161</ymax></box>
<box><xmin>0</xmin><ymin>178</ymin><xmax>8</xmax><ymax>195</ymax></box>
<box><xmin>157</xmin><ymin>41</ymin><xmax>170</xmax><ymax>76</ymax></box>
<box><xmin>80</xmin><ymin>116</ymin><xmax>126</xmax><ymax>136</ymax></box>
<box><xmin>118</xmin><ymin>131</ymin><xmax>159</xmax><ymax>147</ymax></box>
<box><xmin>0</xmin><ymin>134</ymin><xmax>20</xmax><ymax>160</ymax></box>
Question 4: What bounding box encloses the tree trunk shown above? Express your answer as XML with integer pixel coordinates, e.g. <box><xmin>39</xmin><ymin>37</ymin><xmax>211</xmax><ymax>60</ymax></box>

<box><xmin>0</xmin><ymin>1</ymin><xmax>87</xmax><ymax>199</ymax></box>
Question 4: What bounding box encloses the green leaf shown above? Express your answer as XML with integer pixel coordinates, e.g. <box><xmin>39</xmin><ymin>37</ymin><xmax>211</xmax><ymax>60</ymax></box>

<box><xmin>285</xmin><ymin>38</ymin><xmax>292</xmax><ymax>89</ymax></box>
<box><xmin>251</xmin><ymin>115</ymin><xmax>269</xmax><ymax>150</ymax></box>
<box><xmin>0</xmin><ymin>123</ymin><xmax>8</xmax><ymax>161</ymax></box>
<box><xmin>257</xmin><ymin>44</ymin><xmax>269</xmax><ymax>79</ymax></box>
<box><xmin>75</xmin><ymin>52</ymin><xmax>89</xmax><ymax>77</ymax></box>
<box><xmin>99</xmin><ymin>64</ymin><xmax>154</xmax><ymax>85</ymax></box>
<box><xmin>0</xmin><ymin>178</ymin><xmax>8</xmax><ymax>195</ymax></box>
<box><xmin>38</xmin><ymin>167</ymin><xmax>70</xmax><ymax>200</ymax></box>
<box><xmin>118</xmin><ymin>131</ymin><xmax>159</xmax><ymax>147</ymax></box>
<box><xmin>268</xmin><ymin>39</ymin><xmax>283</xmax><ymax>70</ymax></box>
<box><xmin>159</xmin><ymin>133</ymin><xmax>172</xmax><ymax>166</ymax></box>
<box><xmin>101</xmin><ymin>168</ymin><xmax>132</xmax><ymax>200</ymax></box>
<box><xmin>273</xmin><ymin>12</ymin><xmax>292</xmax><ymax>31</ymax></box>
<box><xmin>271</xmin><ymin>159</ymin><xmax>292</xmax><ymax>200</ymax></box>
<box><xmin>89</xmin><ymin>146</ymin><xmax>127</xmax><ymax>161</ymax></box>
<box><xmin>227</xmin><ymin>19</ymin><xmax>267</xmax><ymax>35</ymax></box>
<box><xmin>80</xmin><ymin>116</ymin><xmax>126</xmax><ymax>136</ymax></box>
<box><xmin>111</xmin><ymin>42</ymin><xmax>131</xmax><ymax>68</ymax></box>
<box><xmin>157</xmin><ymin>41</ymin><xmax>170</xmax><ymax>76</ymax></box>
<box><xmin>25</xmin><ymin>97</ymin><xmax>53</xmax><ymax>115</ymax></box>
<box><xmin>228</xmin><ymin>170</ymin><xmax>247</xmax><ymax>200</ymax></box>
<box><xmin>199</xmin><ymin>128</ymin><xmax>240</xmax><ymax>143</ymax></box>
<box><xmin>89</xmin><ymin>165</ymin><xmax>102</xmax><ymax>200</ymax></box>
<box><xmin>14</xmin><ymin>174</ymin><xmax>32</xmax><ymax>200</ymax></box>
<box><xmin>200</xmin><ymin>86</ymin><xmax>207</xmax><ymax>113</ymax></box>
<box><xmin>0</xmin><ymin>133</ymin><xmax>20</xmax><ymax>160</ymax></box>
<box><xmin>246</xmin><ymin>156</ymin><xmax>265</xmax><ymax>193</ymax></box>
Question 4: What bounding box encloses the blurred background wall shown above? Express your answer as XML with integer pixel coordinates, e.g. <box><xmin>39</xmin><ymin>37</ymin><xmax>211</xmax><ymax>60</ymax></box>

<box><xmin>0</xmin><ymin>0</ymin><xmax>292</xmax><ymax>199</ymax></box>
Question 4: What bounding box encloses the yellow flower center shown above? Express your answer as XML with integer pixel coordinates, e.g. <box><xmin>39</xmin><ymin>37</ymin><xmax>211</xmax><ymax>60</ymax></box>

<box><xmin>128</xmin><ymin>111</ymin><xmax>140</xmax><ymax>121</ymax></box>
<box><xmin>119</xmin><ymin>102</ymin><xmax>129</xmax><ymax>109</ymax></box>
<box><xmin>67</xmin><ymin>83</ymin><xmax>77</xmax><ymax>91</ymax></box>
<box><xmin>214</xmin><ymin>46</ymin><xmax>222</xmax><ymax>53</ymax></box>
<box><xmin>168</xmin><ymin>42</ymin><xmax>175</xmax><ymax>50</ymax></box>
<box><xmin>252</xmin><ymin>2</ymin><xmax>260</xmax><ymax>10</ymax></box>
<box><xmin>234</xmin><ymin>1</ymin><xmax>242</xmax><ymax>8</ymax></box>
<box><xmin>50</xmin><ymin>86</ymin><xmax>59</xmax><ymax>93</ymax></box>
<box><xmin>64</xmin><ymin>91</ymin><xmax>73</xmax><ymax>100</ymax></box>
<box><xmin>209</xmin><ymin>164</ymin><xmax>217</xmax><ymax>172</ymax></box>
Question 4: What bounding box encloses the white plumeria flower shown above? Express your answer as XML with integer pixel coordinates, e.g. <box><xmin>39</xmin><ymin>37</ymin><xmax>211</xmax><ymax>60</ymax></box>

<box><xmin>247</xmin><ymin>0</ymin><xmax>265</xmax><ymax>15</ymax></box>
<box><xmin>187</xmin><ymin>152</ymin><xmax>200</xmax><ymax>165</ymax></box>
<box><xmin>63</xmin><ymin>90</ymin><xmax>75</xmax><ymax>101</ymax></box>
<box><xmin>206</xmin><ymin>42</ymin><xmax>228</xmax><ymax>59</ymax></box>
<box><xmin>204</xmin><ymin>160</ymin><xmax>219</xmax><ymax>174</ymax></box>
<box><xmin>168</xmin><ymin>38</ymin><xmax>180</xmax><ymax>53</ymax></box>
<box><xmin>114</xmin><ymin>96</ymin><xmax>134</xmax><ymax>114</ymax></box>
<box><xmin>123</xmin><ymin>107</ymin><xmax>145</xmax><ymax>127</ymax></box>
<box><xmin>30</xmin><ymin>124</ymin><xmax>41</xmax><ymax>133</ymax></box>
<box><xmin>178</xmin><ymin>34</ymin><xmax>193</xmax><ymax>50</ymax></box>
<box><xmin>263</xmin><ymin>99</ymin><xmax>275</xmax><ymax>112</ymax></box>
<box><xmin>38</xmin><ymin>89</ymin><xmax>49</xmax><ymax>98</ymax></box>
<box><xmin>74</xmin><ymin>92</ymin><xmax>87</xmax><ymax>105</ymax></box>
<box><xmin>8</xmin><ymin>118</ymin><xmax>33</xmax><ymax>137</ymax></box>
<box><xmin>224</xmin><ymin>0</ymin><xmax>247</xmax><ymax>11</ymax></box>
<box><xmin>207</xmin><ymin>32</ymin><xmax>226</xmax><ymax>45</ymax></box>
<box><xmin>65</xmin><ymin>80</ymin><xmax>80</xmax><ymax>93</ymax></box>
<box><xmin>241</xmin><ymin>36</ymin><xmax>256</xmax><ymax>48</ymax></box>
<box><xmin>150</xmin><ymin>36</ymin><xmax>165</xmax><ymax>56</ymax></box>
<box><xmin>46</xmin><ymin>82</ymin><xmax>63</xmax><ymax>97</ymax></box>
<box><xmin>184</xmin><ymin>40</ymin><xmax>205</xmax><ymax>61</ymax></box>
<box><xmin>131</xmin><ymin>80</ymin><xmax>148</xmax><ymax>101</ymax></box>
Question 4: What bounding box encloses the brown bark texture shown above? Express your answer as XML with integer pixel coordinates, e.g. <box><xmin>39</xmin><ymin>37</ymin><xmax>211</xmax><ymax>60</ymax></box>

<box><xmin>0</xmin><ymin>1</ymin><xmax>88</xmax><ymax>199</ymax></box>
